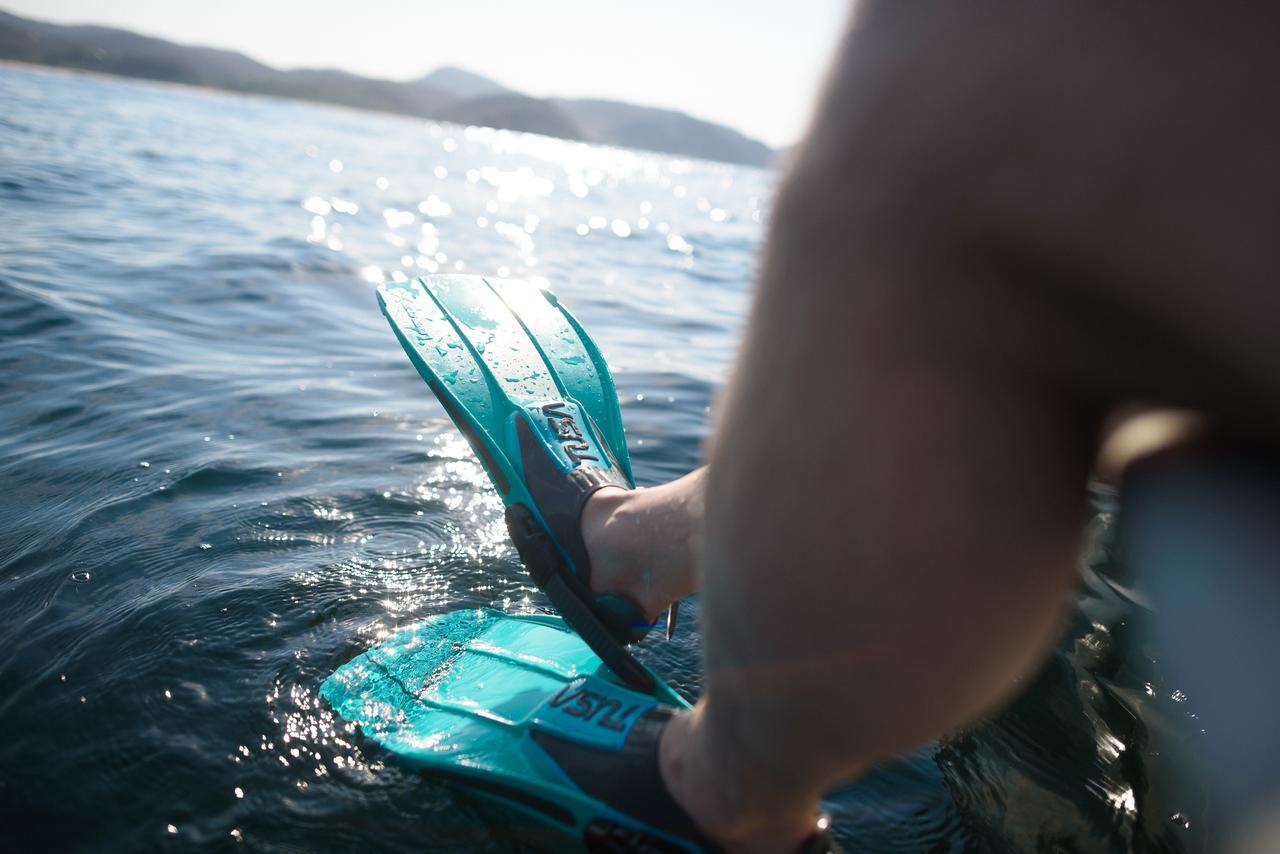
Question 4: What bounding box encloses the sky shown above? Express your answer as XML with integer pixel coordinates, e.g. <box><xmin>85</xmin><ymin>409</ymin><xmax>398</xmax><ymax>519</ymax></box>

<box><xmin>6</xmin><ymin>0</ymin><xmax>852</xmax><ymax>148</ymax></box>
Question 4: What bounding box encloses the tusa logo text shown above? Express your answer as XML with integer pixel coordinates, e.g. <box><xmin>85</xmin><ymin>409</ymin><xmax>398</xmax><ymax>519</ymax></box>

<box><xmin>547</xmin><ymin>683</ymin><xmax>642</xmax><ymax>732</ymax></box>
<box><xmin>541</xmin><ymin>402</ymin><xmax>599</xmax><ymax>465</ymax></box>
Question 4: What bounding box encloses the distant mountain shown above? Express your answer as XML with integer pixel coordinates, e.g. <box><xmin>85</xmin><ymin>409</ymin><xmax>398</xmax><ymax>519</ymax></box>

<box><xmin>416</xmin><ymin>66</ymin><xmax>513</xmax><ymax>100</ymax></box>
<box><xmin>0</xmin><ymin>8</ymin><xmax>274</xmax><ymax>88</ymax></box>
<box><xmin>0</xmin><ymin>8</ymin><xmax>772</xmax><ymax>166</ymax></box>
<box><xmin>438</xmin><ymin>94</ymin><xmax>581</xmax><ymax>141</ymax></box>
<box><xmin>556</xmin><ymin>99</ymin><xmax>772</xmax><ymax>171</ymax></box>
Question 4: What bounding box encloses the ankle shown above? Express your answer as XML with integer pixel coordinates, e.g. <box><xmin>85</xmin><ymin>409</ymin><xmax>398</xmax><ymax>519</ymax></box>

<box><xmin>581</xmin><ymin>487</ymin><xmax>664</xmax><ymax>619</ymax></box>
<box><xmin>659</xmin><ymin>707</ymin><xmax>821</xmax><ymax>853</ymax></box>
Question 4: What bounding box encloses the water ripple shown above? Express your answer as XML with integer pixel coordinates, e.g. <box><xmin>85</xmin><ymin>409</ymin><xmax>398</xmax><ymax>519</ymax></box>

<box><xmin>0</xmin><ymin>64</ymin><xmax>1207</xmax><ymax>852</ymax></box>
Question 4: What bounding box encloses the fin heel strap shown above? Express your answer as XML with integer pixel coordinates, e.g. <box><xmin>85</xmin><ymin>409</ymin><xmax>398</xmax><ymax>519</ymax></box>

<box><xmin>506</xmin><ymin>504</ymin><xmax>656</xmax><ymax>693</ymax></box>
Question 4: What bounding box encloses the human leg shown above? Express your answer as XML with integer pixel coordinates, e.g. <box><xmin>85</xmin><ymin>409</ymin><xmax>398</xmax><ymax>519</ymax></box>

<box><xmin>659</xmin><ymin>3</ymin><xmax>1280</xmax><ymax>848</ymax></box>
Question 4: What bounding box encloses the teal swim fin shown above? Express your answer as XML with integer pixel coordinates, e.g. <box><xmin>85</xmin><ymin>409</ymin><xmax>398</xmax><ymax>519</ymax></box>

<box><xmin>322</xmin><ymin>610</ymin><xmax>835</xmax><ymax>852</ymax></box>
<box><xmin>321</xmin><ymin>609</ymin><xmax>704</xmax><ymax>849</ymax></box>
<box><xmin>377</xmin><ymin>275</ymin><xmax>655</xmax><ymax>692</ymax></box>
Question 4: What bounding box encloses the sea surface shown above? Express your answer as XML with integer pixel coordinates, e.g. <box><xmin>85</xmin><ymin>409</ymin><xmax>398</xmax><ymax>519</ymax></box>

<box><xmin>0</xmin><ymin>64</ymin><xmax>1206</xmax><ymax>852</ymax></box>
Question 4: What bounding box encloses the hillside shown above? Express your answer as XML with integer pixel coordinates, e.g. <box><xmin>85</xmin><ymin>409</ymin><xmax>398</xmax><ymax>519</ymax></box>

<box><xmin>0</xmin><ymin>8</ymin><xmax>773</xmax><ymax>166</ymax></box>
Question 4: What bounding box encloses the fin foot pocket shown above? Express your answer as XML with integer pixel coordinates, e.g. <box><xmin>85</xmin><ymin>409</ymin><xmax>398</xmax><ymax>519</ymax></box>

<box><xmin>595</xmin><ymin>593</ymin><xmax>654</xmax><ymax>645</ymax></box>
<box><xmin>535</xmin><ymin>707</ymin><xmax>838</xmax><ymax>853</ymax></box>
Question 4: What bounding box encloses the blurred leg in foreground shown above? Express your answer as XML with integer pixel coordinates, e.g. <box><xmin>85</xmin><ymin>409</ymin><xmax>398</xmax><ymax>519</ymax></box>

<box><xmin>585</xmin><ymin>3</ymin><xmax>1280</xmax><ymax>850</ymax></box>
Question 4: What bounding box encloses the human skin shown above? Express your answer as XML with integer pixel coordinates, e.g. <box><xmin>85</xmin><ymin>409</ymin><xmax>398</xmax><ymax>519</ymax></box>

<box><xmin>588</xmin><ymin>3</ymin><xmax>1280</xmax><ymax>850</ymax></box>
<box><xmin>581</xmin><ymin>469</ymin><xmax>706</xmax><ymax>623</ymax></box>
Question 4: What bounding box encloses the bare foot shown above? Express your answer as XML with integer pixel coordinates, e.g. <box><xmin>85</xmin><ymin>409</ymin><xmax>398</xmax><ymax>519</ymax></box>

<box><xmin>580</xmin><ymin>486</ymin><xmax>688</xmax><ymax>621</ymax></box>
<box><xmin>658</xmin><ymin>706</ymin><xmax>826</xmax><ymax>853</ymax></box>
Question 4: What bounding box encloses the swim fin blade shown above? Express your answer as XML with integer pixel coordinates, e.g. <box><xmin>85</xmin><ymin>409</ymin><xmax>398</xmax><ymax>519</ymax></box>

<box><xmin>377</xmin><ymin>275</ymin><xmax>655</xmax><ymax>692</ymax></box>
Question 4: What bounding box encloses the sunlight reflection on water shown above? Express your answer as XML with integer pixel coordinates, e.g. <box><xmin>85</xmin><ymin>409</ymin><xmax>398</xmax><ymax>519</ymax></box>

<box><xmin>293</xmin><ymin>117</ymin><xmax>759</xmax><ymax>310</ymax></box>
<box><xmin>0</xmin><ymin>65</ymin><xmax>1205</xmax><ymax>852</ymax></box>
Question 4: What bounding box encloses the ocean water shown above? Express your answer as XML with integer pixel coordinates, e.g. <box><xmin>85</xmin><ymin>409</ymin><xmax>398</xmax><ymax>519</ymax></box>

<box><xmin>0</xmin><ymin>64</ymin><xmax>1205</xmax><ymax>852</ymax></box>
